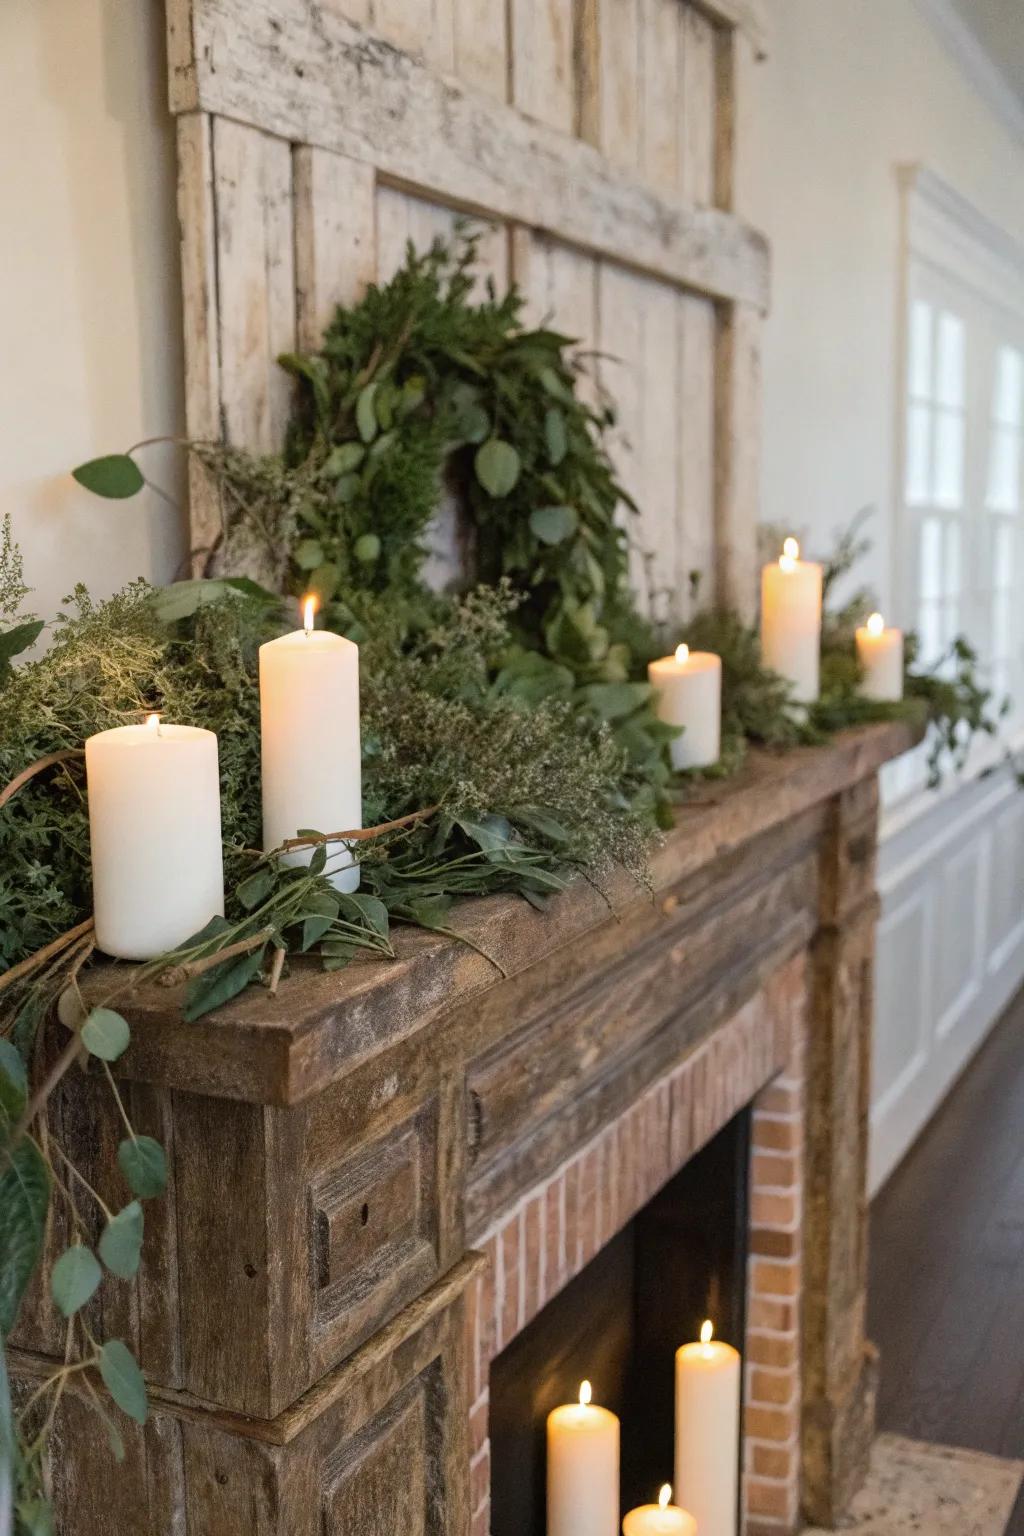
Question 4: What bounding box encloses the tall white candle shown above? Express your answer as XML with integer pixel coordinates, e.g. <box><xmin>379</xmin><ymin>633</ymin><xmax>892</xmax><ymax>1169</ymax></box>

<box><xmin>86</xmin><ymin>716</ymin><xmax>224</xmax><ymax>960</ymax></box>
<box><xmin>674</xmin><ymin>1322</ymin><xmax>741</xmax><ymax>1536</ymax></box>
<box><xmin>259</xmin><ymin>597</ymin><xmax>362</xmax><ymax>893</ymax></box>
<box><xmin>760</xmin><ymin>537</ymin><xmax>823</xmax><ymax>702</ymax></box>
<box><xmin>623</xmin><ymin>1485</ymin><xmax>697</xmax><ymax>1536</ymax></box>
<box><xmin>856</xmin><ymin>612</ymin><xmax>904</xmax><ymax>702</ymax></box>
<box><xmin>647</xmin><ymin>645</ymin><xmax>722</xmax><ymax>770</ymax></box>
<box><xmin>547</xmin><ymin>1381</ymin><xmax>620</xmax><ymax>1536</ymax></box>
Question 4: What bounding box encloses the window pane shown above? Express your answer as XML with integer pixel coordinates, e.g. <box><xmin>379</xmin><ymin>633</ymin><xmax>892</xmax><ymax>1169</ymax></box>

<box><xmin>994</xmin><ymin>521</ymin><xmax>1016</xmax><ymax>585</ymax></box>
<box><xmin>993</xmin><ymin>590</ymin><xmax>1012</xmax><ymax>660</ymax></box>
<box><xmin>920</xmin><ymin>516</ymin><xmax>943</xmax><ymax>600</ymax></box>
<box><xmin>933</xmin><ymin>408</ymin><xmax>964</xmax><ymax>508</ymax></box>
<box><xmin>945</xmin><ymin>519</ymin><xmax>962</xmax><ymax>597</ymax></box>
<box><xmin>987</xmin><ymin>425</ymin><xmax>1021</xmax><ymax>513</ymax></box>
<box><xmin>909</xmin><ymin>300</ymin><xmax>933</xmax><ymax>400</ymax></box>
<box><xmin>919</xmin><ymin>600</ymin><xmax>942</xmax><ymax>663</ymax></box>
<box><xmin>936</xmin><ymin>312</ymin><xmax>965</xmax><ymax>407</ymax></box>
<box><xmin>995</xmin><ymin>346</ymin><xmax>1023</xmax><ymax>428</ymax></box>
<box><xmin>906</xmin><ymin>404</ymin><xmax>931</xmax><ymax>504</ymax></box>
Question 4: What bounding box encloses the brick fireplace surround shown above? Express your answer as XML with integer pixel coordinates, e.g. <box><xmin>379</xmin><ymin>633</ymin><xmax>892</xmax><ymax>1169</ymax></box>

<box><xmin>11</xmin><ymin>721</ymin><xmax>916</xmax><ymax>1536</ymax></box>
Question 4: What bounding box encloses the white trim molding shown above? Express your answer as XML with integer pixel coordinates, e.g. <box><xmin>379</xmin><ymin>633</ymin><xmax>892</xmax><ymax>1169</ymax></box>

<box><xmin>915</xmin><ymin>0</ymin><xmax>1024</xmax><ymax>147</ymax></box>
<box><xmin>897</xmin><ymin>163</ymin><xmax>1024</xmax><ymax>318</ymax></box>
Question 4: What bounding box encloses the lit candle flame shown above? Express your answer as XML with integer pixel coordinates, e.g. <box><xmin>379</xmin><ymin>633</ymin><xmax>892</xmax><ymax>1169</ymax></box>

<box><xmin>866</xmin><ymin>612</ymin><xmax>884</xmax><ymax>636</ymax></box>
<box><xmin>578</xmin><ymin>1380</ymin><xmax>592</xmax><ymax>1407</ymax></box>
<box><xmin>659</xmin><ymin>1485</ymin><xmax>672</xmax><ymax>1510</ymax></box>
<box><xmin>303</xmin><ymin>594</ymin><xmax>317</xmax><ymax>634</ymax></box>
<box><xmin>700</xmin><ymin>1320</ymin><xmax>714</xmax><ymax>1346</ymax></box>
<box><xmin>674</xmin><ymin>643</ymin><xmax>690</xmax><ymax>665</ymax></box>
<box><xmin>145</xmin><ymin>713</ymin><xmax>161</xmax><ymax>733</ymax></box>
<box><xmin>779</xmin><ymin>536</ymin><xmax>800</xmax><ymax>572</ymax></box>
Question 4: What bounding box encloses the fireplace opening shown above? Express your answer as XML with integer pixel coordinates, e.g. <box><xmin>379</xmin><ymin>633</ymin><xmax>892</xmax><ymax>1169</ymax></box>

<box><xmin>488</xmin><ymin>1109</ymin><xmax>751</xmax><ymax>1533</ymax></box>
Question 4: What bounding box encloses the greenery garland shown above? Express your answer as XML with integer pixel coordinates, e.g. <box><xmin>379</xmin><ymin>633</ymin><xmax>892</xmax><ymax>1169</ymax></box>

<box><xmin>0</xmin><ymin>235</ymin><xmax>1015</xmax><ymax>1532</ymax></box>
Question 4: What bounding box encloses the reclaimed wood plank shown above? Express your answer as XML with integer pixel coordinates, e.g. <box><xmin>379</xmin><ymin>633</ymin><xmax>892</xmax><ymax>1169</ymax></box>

<box><xmin>677</xmin><ymin>290</ymin><xmax>717</xmax><ymax>613</ymax></box>
<box><xmin>175</xmin><ymin>112</ymin><xmax>222</xmax><ymax>572</ymax></box>
<box><xmin>680</xmin><ymin>2</ymin><xmax>716</xmax><ymax>207</ymax></box>
<box><xmin>714</xmin><ymin>298</ymin><xmax>761</xmax><ymax>618</ymax></box>
<box><xmin>169</xmin><ymin>0</ymin><xmax>770</xmax><ymax>310</ymax></box>
<box><xmin>454</xmin><ymin>0</ymin><xmax>509</xmax><ymax>99</ymax></box>
<box><xmin>294</xmin><ymin>146</ymin><xmax>376</xmax><ymax>350</ymax></box>
<box><xmin>510</xmin><ymin>0</ymin><xmax>574</xmax><ymax>135</ymax></box>
<box><xmin>640</xmin><ymin>0</ymin><xmax>682</xmax><ymax>199</ymax></box>
<box><xmin>578</xmin><ymin>0</ymin><xmax>642</xmax><ymax>173</ymax></box>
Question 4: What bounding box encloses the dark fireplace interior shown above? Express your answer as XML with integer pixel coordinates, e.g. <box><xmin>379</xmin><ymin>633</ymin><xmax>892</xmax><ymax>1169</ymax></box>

<box><xmin>489</xmin><ymin>1109</ymin><xmax>751</xmax><ymax>1534</ymax></box>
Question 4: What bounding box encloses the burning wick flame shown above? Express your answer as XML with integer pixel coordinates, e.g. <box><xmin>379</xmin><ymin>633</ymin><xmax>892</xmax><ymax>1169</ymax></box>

<box><xmin>866</xmin><ymin>612</ymin><xmax>885</xmax><ymax>636</ymax></box>
<box><xmin>303</xmin><ymin>594</ymin><xmax>317</xmax><ymax>634</ymax></box>
<box><xmin>700</xmin><ymin>1319</ymin><xmax>714</xmax><ymax>1346</ymax></box>
<box><xmin>578</xmin><ymin>1380</ymin><xmax>592</xmax><ymax>1407</ymax></box>
<box><xmin>779</xmin><ymin>536</ymin><xmax>800</xmax><ymax>572</ymax></box>
<box><xmin>659</xmin><ymin>1485</ymin><xmax>673</xmax><ymax>1510</ymax></box>
<box><xmin>145</xmin><ymin>713</ymin><xmax>162</xmax><ymax>736</ymax></box>
<box><xmin>674</xmin><ymin>643</ymin><xmax>690</xmax><ymax>665</ymax></box>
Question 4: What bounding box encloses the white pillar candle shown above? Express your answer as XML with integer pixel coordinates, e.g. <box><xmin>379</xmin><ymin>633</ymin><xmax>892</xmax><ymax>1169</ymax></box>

<box><xmin>623</xmin><ymin>1485</ymin><xmax>697</xmax><ymax>1536</ymax></box>
<box><xmin>547</xmin><ymin>1381</ymin><xmax>620</xmax><ymax>1536</ymax></box>
<box><xmin>647</xmin><ymin>645</ymin><xmax>722</xmax><ymax>770</ymax></box>
<box><xmin>856</xmin><ymin>612</ymin><xmax>904</xmax><ymax>702</ymax></box>
<box><xmin>674</xmin><ymin>1322</ymin><xmax>741</xmax><ymax>1536</ymax></box>
<box><xmin>760</xmin><ymin>537</ymin><xmax>823</xmax><ymax>702</ymax></box>
<box><xmin>86</xmin><ymin>716</ymin><xmax>224</xmax><ymax>960</ymax></box>
<box><xmin>259</xmin><ymin>597</ymin><xmax>361</xmax><ymax>893</ymax></box>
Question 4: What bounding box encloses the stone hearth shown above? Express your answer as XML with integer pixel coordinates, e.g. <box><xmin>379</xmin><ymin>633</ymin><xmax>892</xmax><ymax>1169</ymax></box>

<box><xmin>9</xmin><ymin>721</ymin><xmax>916</xmax><ymax>1535</ymax></box>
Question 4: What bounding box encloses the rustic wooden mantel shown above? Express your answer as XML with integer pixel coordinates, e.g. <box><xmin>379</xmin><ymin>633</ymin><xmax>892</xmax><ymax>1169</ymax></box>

<box><xmin>11</xmin><ymin>720</ymin><xmax>918</xmax><ymax>1533</ymax></box>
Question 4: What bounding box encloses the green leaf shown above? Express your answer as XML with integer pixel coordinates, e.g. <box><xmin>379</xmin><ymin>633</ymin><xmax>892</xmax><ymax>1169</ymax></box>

<box><xmin>354</xmin><ymin>533</ymin><xmax>381</xmax><ymax>564</ymax></box>
<box><xmin>0</xmin><ymin>1338</ymin><xmax>14</xmax><ymax>1529</ymax></box>
<box><xmin>235</xmin><ymin>867</ymin><xmax>275</xmax><ymax>911</ymax></box>
<box><xmin>529</xmin><ymin>504</ymin><xmax>578</xmax><ymax>546</ymax></box>
<box><xmin>544</xmin><ymin>408</ymin><xmax>567</xmax><ymax>466</ymax></box>
<box><xmin>308</xmin><ymin>562</ymin><xmax>340</xmax><ymax>604</ymax></box>
<box><xmin>0</xmin><ymin>619</ymin><xmax>44</xmax><ymax>673</ymax></box>
<box><xmin>474</xmin><ymin>439</ymin><xmax>520</xmax><ymax>498</ymax></box>
<box><xmin>340</xmin><ymin>892</ymin><xmax>389</xmax><ymax>938</ymax></box>
<box><xmin>50</xmin><ymin>1244</ymin><xmax>102</xmax><ymax>1317</ymax></box>
<box><xmin>323</xmin><ymin>441</ymin><xmax>365</xmax><ymax>477</ymax></box>
<box><xmin>278</xmin><ymin>353</ymin><xmax>331</xmax><ymax>422</ymax></box>
<box><xmin>72</xmin><ymin>454</ymin><xmax>145</xmax><ymax>500</ymax></box>
<box><xmin>98</xmin><ymin>1201</ymin><xmax>144</xmax><ymax>1280</ymax></box>
<box><xmin>183</xmin><ymin>949</ymin><xmax>264</xmax><ymax>1023</ymax></box>
<box><xmin>301</xmin><ymin>914</ymin><xmax>335</xmax><ymax>952</ymax></box>
<box><xmin>0</xmin><ymin>1137</ymin><xmax>50</xmax><ymax>1333</ymax></box>
<box><xmin>117</xmin><ymin>1136</ymin><xmax>167</xmax><ymax>1199</ymax></box>
<box><xmin>81</xmin><ymin>1008</ymin><xmax>130</xmax><ymax>1063</ymax></box>
<box><xmin>332</xmin><ymin>472</ymin><xmax>362</xmax><ymax>504</ymax></box>
<box><xmin>0</xmin><ymin>1039</ymin><xmax>27</xmax><ymax>1136</ymax></box>
<box><xmin>454</xmin><ymin>814</ymin><xmax>514</xmax><ymax>857</ymax></box>
<box><xmin>579</xmin><ymin>682</ymin><xmax>652</xmax><ymax>722</ymax></box>
<box><xmin>294</xmin><ymin>538</ymin><xmax>324</xmax><ymax>572</ymax></box>
<box><xmin>149</xmin><ymin>579</ymin><xmax>252</xmax><ymax>626</ymax></box>
<box><xmin>402</xmin><ymin>894</ymin><xmax>453</xmax><ymax>929</ymax></box>
<box><xmin>455</xmin><ymin>402</ymin><xmax>490</xmax><ymax>445</ymax></box>
<box><xmin>99</xmin><ymin>1340</ymin><xmax>148</xmax><ymax>1426</ymax></box>
<box><xmin>356</xmin><ymin>384</ymin><xmax>379</xmax><ymax>444</ymax></box>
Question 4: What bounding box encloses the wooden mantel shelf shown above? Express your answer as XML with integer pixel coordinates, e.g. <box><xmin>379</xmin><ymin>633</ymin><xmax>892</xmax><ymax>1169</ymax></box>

<box><xmin>91</xmin><ymin>719</ymin><xmax>922</xmax><ymax>1109</ymax></box>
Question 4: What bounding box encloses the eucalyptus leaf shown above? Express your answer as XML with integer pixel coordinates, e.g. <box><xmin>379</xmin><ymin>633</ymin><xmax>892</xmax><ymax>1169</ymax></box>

<box><xmin>529</xmin><ymin>504</ymin><xmax>577</xmax><ymax>546</ymax></box>
<box><xmin>51</xmin><ymin>1244</ymin><xmax>102</xmax><ymax>1317</ymax></box>
<box><xmin>294</xmin><ymin>538</ymin><xmax>324</xmax><ymax>572</ymax></box>
<box><xmin>72</xmin><ymin>454</ymin><xmax>145</xmax><ymax>500</ymax></box>
<box><xmin>474</xmin><ymin>439</ymin><xmax>520</xmax><ymax>498</ymax></box>
<box><xmin>236</xmin><ymin>867</ymin><xmax>275</xmax><ymax>911</ymax></box>
<box><xmin>149</xmin><ymin>579</ymin><xmax>255</xmax><ymax>626</ymax></box>
<box><xmin>183</xmin><ymin>949</ymin><xmax>264</xmax><ymax>1023</ymax></box>
<box><xmin>354</xmin><ymin>533</ymin><xmax>381</xmax><ymax>564</ymax></box>
<box><xmin>356</xmin><ymin>384</ymin><xmax>379</xmax><ymax>444</ymax></box>
<box><xmin>99</xmin><ymin>1340</ymin><xmax>148</xmax><ymax>1426</ymax></box>
<box><xmin>117</xmin><ymin>1136</ymin><xmax>168</xmax><ymax>1199</ymax></box>
<box><xmin>0</xmin><ymin>619</ymin><xmax>44</xmax><ymax>673</ymax></box>
<box><xmin>340</xmin><ymin>892</ymin><xmax>389</xmax><ymax>938</ymax></box>
<box><xmin>0</xmin><ymin>1038</ymin><xmax>27</xmax><ymax>1135</ymax></box>
<box><xmin>544</xmin><ymin>408</ymin><xmax>567</xmax><ymax>466</ymax></box>
<box><xmin>324</xmin><ymin>442</ymin><xmax>365</xmax><ymax>477</ymax></box>
<box><xmin>301</xmin><ymin>914</ymin><xmax>335</xmax><ymax>952</ymax></box>
<box><xmin>81</xmin><ymin>1008</ymin><xmax>130</xmax><ymax>1063</ymax></box>
<box><xmin>98</xmin><ymin>1202</ymin><xmax>144</xmax><ymax>1280</ymax></box>
<box><xmin>308</xmin><ymin>562</ymin><xmax>341</xmax><ymax>603</ymax></box>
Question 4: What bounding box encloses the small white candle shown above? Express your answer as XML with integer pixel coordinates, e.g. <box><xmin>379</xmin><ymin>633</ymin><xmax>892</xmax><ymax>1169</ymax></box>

<box><xmin>647</xmin><ymin>645</ymin><xmax>722</xmax><ymax>770</ymax></box>
<box><xmin>760</xmin><ymin>537</ymin><xmax>823</xmax><ymax>702</ymax></box>
<box><xmin>86</xmin><ymin>715</ymin><xmax>224</xmax><ymax>960</ymax></box>
<box><xmin>259</xmin><ymin>596</ymin><xmax>361</xmax><ymax>893</ymax></box>
<box><xmin>623</xmin><ymin>1484</ymin><xmax>697</xmax><ymax>1536</ymax></box>
<box><xmin>547</xmin><ymin>1381</ymin><xmax>620</xmax><ymax>1536</ymax></box>
<box><xmin>856</xmin><ymin>611</ymin><xmax>904</xmax><ymax>702</ymax></box>
<box><xmin>675</xmin><ymin>1322</ymin><xmax>741</xmax><ymax>1536</ymax></box>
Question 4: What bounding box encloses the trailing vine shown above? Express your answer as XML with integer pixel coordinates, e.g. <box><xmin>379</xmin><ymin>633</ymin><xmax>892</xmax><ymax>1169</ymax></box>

<box><xmin>0</xmin><ymin>236</ymin><xmax>1016</xmax><ymax>1532</ymax></box>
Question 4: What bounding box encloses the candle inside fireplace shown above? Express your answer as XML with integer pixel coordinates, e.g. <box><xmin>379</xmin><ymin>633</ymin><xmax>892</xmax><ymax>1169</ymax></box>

<box><xmin>547</xmin><ymin>1380</ymin><xmax>620</xmax><ymax>1536</ymax></box>
<box><xmin>760</xmin><ymin>537</ymin><xmax>823</xmax><ymax>702</ymax></box>
<box><xmin>86</xmin><ymin>714</ymin><xmax>224</xmax><ymax>960</ymax></box>
<box><xmin>647</xmin><ymin>644</ymin><xmax>722</xmax><ymax>770</ymax></box>
<box><xmin>259</xmin><ymin>596</ymin><xmax>362</xmax><ymax>892</ymax></box>
<box><xmin>622</xmin><ymin>1484</ymin><xmax>697</xmax><ymax>1536</ymax></box>
<box><xmin>855</xmin><ymin>611</ymin><xmax>904</xmax><ymax>701</ymax></box>
<box><xmin>674</xmin><ymin>1321</ymin><xmax>741</xmax><ymax>1536</ymax></box>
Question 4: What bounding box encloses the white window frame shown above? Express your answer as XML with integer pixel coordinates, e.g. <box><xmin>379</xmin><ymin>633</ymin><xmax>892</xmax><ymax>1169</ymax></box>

<box><xmin>888</xmin><ymin>165</ymin><xmax>1024</xmax><ymax>813</ymax></box>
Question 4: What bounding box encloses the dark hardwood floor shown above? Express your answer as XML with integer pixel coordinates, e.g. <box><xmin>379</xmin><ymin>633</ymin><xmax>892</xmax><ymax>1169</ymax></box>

<box><xmin>868</xmin><ymin>984</ymin><xmax>1024</xmax><ymax>1532</ymax></box>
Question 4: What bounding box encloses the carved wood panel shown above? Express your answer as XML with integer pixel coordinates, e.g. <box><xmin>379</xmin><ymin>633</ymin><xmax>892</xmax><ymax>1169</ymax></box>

<box><xmin>167</xmin><ymin>0</ymin><xmax>768</xmax><ymax>616</ymax></box>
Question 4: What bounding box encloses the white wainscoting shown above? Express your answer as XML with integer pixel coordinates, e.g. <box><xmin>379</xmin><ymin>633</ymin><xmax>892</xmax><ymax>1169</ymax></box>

<box><xmin>870</xmin><ymin>761</ymin><xmax>1024</xmax><ymax>1193</ymax></box>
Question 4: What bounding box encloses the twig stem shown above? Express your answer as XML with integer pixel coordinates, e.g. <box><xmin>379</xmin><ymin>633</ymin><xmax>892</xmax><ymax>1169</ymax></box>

<box><xmin>0</xmin><ymin>750</ymin><xmax>84</xmax><ymax>813</ymax></box>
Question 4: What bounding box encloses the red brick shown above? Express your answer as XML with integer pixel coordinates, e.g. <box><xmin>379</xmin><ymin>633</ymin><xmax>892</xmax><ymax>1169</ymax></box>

<box><xmin>469</xmin><ymin>1393</ymin><xmax>490</xmax><ymax>1459</ymax></box>
<box><xmin>470</xmin><ymin>1443</ymin><xmax>490</xmax><ymax>1518</ymax></box>
<box><xmin>563</xmin><ymin>1161</ymin><xmax>579</xmax><ymax>1282</ymax></box>
<box><xmin>751</xmin><ymin>1151</ymin><xmax>799</xmax><ymax>1190</ymax></box>
<box><xmin>471</xmin><ymin>1506</ymin><xmax>490</xmax><ymax>1536</ymax></box>
<box><xmin>746</xmin><ymin>1331</ymin><xmax>798</xmax><ymax>1369</ymax></box>
<box><xmin>475</xmin><ymin>1236</ymin><xmax>498</xmax><ymax>1390</ymax></box>
<box><xmin>749</xmin><ymin>1366</ymin><xmax>798</xmax><ymax>1407</ymax></box>
<box><xmin>751</xmin><ymin>1191</ymin><xmax>799</xmax><ymax>1229</ymax></box>
<box><xmin>577</xmin><ymin>1147</ymin><xmax>600</xmax><ymax>1266</ymax></box>
<box><xmin>750</xmin><ymin>1440</ymin><xmax>797</xmax><ymax>1480</ymax></box>
<box><xmin>599</xmin><ymin>1131</ymin><xmax>618</xmax><ymax>1247</ymax></box>
<box><xmin>750</xmin><ymin>1258</ymin><xmax>800</xmax><ymax>1298</ymax></box>
<box><xmin>746</xmin><ymin>1476</ymin><xmax>797</xmax><ymax>1521</ymax></box>
<box><xmin>523</xmin><ymin>1195</ymin><xmax>543</xmax><ymax>1326</ymax></box>
<box><xmin>545</xmin><ymin>1178</ymin><xmax>563</xmax><ymax>1296</ymax></box>
<box><xmin>744</xmin><ymin>1403</ymin><xmax>800</xmax><ymax>1442</ymax></box>
<box><xmin>751</xmin><ymin>1116</ymin><xmax>802</xmax><ymax>1154</ymax></box>
<box><xmin>745</xmin><ymin>1296</ymin><xmax>797</xmax><ymax>1333</ymax></box>
<box><xmin>498</xmin><ymin>1214</ymin><xmax>521</xmax><ymax>1349</ymax></box>
<box><xmin>755</xmin><ymin>1082</ymin><xmax>803</xmax><ymax>1117</ymax></box>
<box><xmin>750</xmin><ymin>1228</ymin><xmax>800</xmax><ymax>1260</ymax></box>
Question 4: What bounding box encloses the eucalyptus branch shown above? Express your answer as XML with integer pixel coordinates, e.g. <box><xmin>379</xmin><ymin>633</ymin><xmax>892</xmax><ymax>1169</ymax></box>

<box><xmin>0</xmin><ymin>748</ymin><xmax>84</xmax><ymax>812</ymax></box>
<box><xmin>0</xmin><ymin>919</ymin><xmax>94</xmax><ymax>997</ymax></box>
<box><xmin>277</xmin><ymin>804</ymin><xmax>440</xmax><ymax>851</ymax></box>
<box><xmin>156</xmin><ymin>926</ymin><xmax>275</xmax><ymax>988</ymax></box>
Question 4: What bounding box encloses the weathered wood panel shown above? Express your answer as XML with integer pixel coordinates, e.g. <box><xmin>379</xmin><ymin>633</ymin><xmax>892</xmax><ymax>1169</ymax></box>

<box><xmin>677</xmin><ymin>290</ymin><xmax>717</xmax><ymax>611</ymax></box>
<box><xmin>453</xmin><ymin>0</ymin><xmax>508</xmax><ymax>99</ymax></box>
<box><xmin>714</xmin><ymin>298</ymin><xmax>762</xmax><ymax>616</ymax></box>
<box><xmin>510</xmin><ymin>0</ymin><xmax>574</xmax><ymax>134</ymax></box>
<box><xmin>680</xmin><ymin>3</ymin><xmax>717</xmax><ymax>206</ymax></box>
<box><xmin>293</xmin><ymin>147</ymin><xmax>376</xmax><ymax>349</ymax></box>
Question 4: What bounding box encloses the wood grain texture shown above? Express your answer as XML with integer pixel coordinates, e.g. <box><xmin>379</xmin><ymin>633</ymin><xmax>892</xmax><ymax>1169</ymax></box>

<box><xmin>680</xmin><ymin>2</ymin><xmax>716</xmax><ymax>207</ymax></box>
<box><xmin>578</xmin><ymin>0</ymin><xmax>641</xmax><ymax>172</ymax></box>
<box><xmin>168</xmin><ymin>0</ymin><xmax>770</xmax><ymax>310</ymax></box>
<box><xmin>510</xmin><ymin>0</ymin><xmax>574</xmax><ymax>134</ymax></box>
<box><xmin>677</xmin><ymin>290</ymin><xmax>717</xmax><ymax>612</ymax></box>
<box><xmin>176</xmin><ymin>111</ymin><xmax>222</xmax><ymax>571</ymax></box>
<box><xmin>714</xmin><ymin>297</ymin><xmax>761</xmax><ymax>618</ymax></box>
<box><xmin>453</xmin><ymin>0</ymin><xmax>509</xmax><ymax>99</ymax></box>
<box><xmin>293</xmin><ymin>146</ymin><xmax>376</xmax><ymax>349</ymax></box>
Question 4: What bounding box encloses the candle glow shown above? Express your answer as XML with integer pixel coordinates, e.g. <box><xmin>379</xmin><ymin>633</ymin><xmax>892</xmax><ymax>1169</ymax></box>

<box><xmin>579</xmin><ymin>1380</ymin><xmax>592</xmax><ymax>1407</ymax></box>
<box><xmin>659</xmin><ymin>1487</ymin><xmax>672</xmax><ymax>1510</ymax></box>
<box><xmin>674</xmin><ymin>643</ymin><xmax>690</xmax><ymax>665</ymax></box>
<box><xmin>779</xmin><ymin>536</ymin><xmax>800</xmax><ymax>572</ymax></box>
<box><xmin>701</xmin><ymin>1319</ymin><xmax>714</xmax><ymax>1347</ymax></box>
<box><xmin>867</xmin><ymin>611</ymin><xmax>884</xmax><ymax>636</ymax></box>
<box><xmin>675</xmin><ymin>1321</ymin><xmax>742</xmax><ymax>1536</ymax></box>
<box><xmin>303</xmin><ymin>594</ymin><xmax>317</xmax><ymax>634</ymax></box>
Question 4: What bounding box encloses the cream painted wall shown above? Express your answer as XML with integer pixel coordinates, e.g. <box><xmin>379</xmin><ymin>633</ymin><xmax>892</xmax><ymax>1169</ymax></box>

<box><xmin>0</xmin><ymin>0</ymin><xmax>186</xmax><ymax>626</ymax></box>
<box><xmin>738</xmin><ymin>0</ymin><xmax>1024</xmax><ymax>614</ymax></box>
